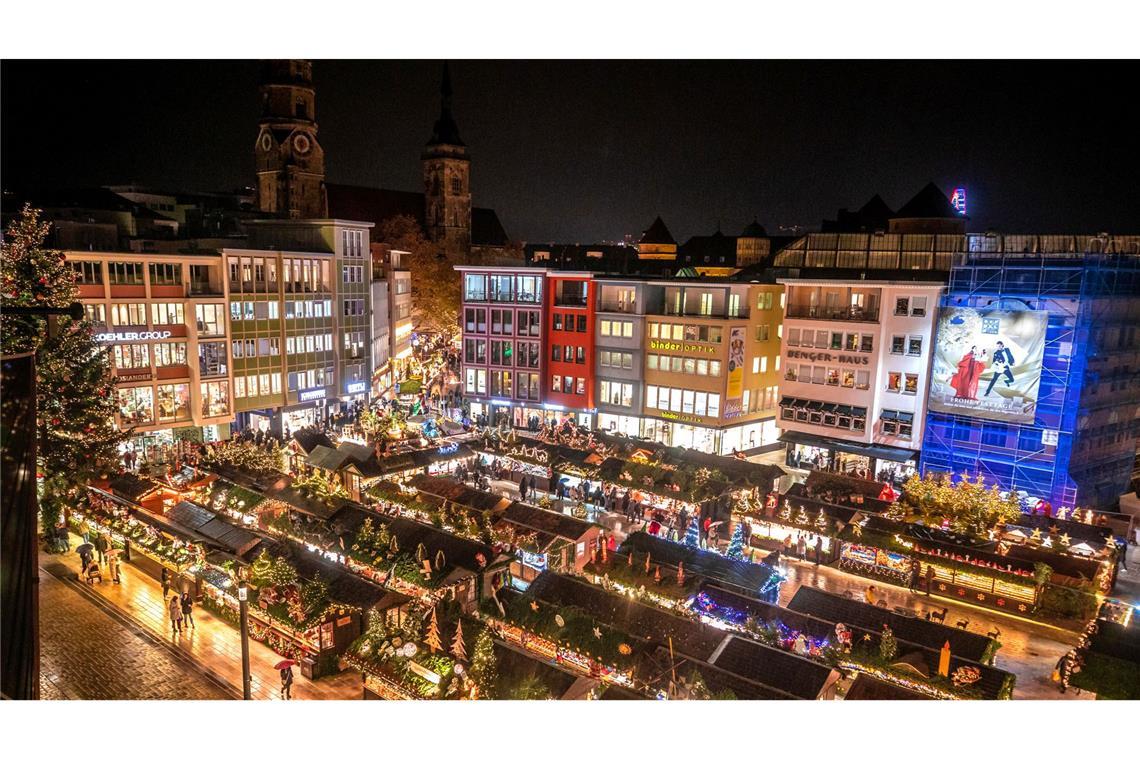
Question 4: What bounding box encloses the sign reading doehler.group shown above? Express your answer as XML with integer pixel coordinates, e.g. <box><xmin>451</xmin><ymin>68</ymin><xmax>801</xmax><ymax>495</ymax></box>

<box><xmin>928</xmin><ymin>307</ymin><xmax>1047</xmax><ymax>424</ymax></box>
<box><xmin>94</xmin><ymin>330</ymin><xmax>172</xmax><ymax>343</ymax></box>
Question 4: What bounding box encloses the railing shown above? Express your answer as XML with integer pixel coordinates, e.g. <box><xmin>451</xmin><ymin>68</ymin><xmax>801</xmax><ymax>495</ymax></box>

<box><xmin>662</xmin><ymin>307</ymin><xmax>750</xmax><ymax>319</ymax></box>
<box><xmin>786</xmin><ymin>306</ymin><xmax>877</xmax><ymax>322</ymax></box>
<box><xmin>555</xmin><ymin>296</ymin><xmax>588</xmax><ymax>307</ymax></box>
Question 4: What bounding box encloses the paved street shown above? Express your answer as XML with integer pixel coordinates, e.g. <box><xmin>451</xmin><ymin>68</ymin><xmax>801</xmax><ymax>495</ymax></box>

<box><xmin>44</xmin><ymin>542</ymin><xmax>362</xmax><ymax>700</ymax></box>
<box><xmin>39</xmin><ymin>564</ymin><xmax>231</xmax><ymax>700</ymax></box>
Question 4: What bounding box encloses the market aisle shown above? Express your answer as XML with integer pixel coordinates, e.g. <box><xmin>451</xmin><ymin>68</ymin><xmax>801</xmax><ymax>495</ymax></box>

<box><xmin>773</xmin><ymin>556</ymin><xmax>1093</xmax><ymax>699</ymax></box>
<box><xmin>46</xmin><ymin>543</ymin><xmax>362</xmax><ymax>700</ymax></box>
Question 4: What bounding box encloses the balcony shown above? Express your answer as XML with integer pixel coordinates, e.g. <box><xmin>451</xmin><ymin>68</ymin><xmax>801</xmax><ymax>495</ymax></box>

<box><xmin>555</xmin><ymin>295</ymin><xmax>588</xmax><ymax>307</ymax></box>
<box><xmin>786</xmin><ymin>305</ymin><xmax>878</xmax><ymax>323</ymax></box>
<box><xmin>662</xmin><ymin>306</ymin><xmax>750</xmax><ymax>320</ymax></box>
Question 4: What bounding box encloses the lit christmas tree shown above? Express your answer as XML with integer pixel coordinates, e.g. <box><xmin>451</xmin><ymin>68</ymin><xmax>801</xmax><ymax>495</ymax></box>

<box><xmin>726</xmin><ymin>523</ymin><xmax>745</xmax><ymax>560</ymax></box>
<box><xmin>450</xmin><ymin>618</ymin><xmax>468</xmax><ymax>661</ymax></box>
<box><xmin>683</xmin><ymin>513</ymin><xmax>701</xmax><ymax>549</ymax></box>
<box><xmin>470</xmin><ymin>627</ymin><xmax>498</xmax><ymax>698</ymax></box>
<box><xmin>2</xmin><ymin>205</ymin><xmax>124</xmax><ymax>546</ymax></box>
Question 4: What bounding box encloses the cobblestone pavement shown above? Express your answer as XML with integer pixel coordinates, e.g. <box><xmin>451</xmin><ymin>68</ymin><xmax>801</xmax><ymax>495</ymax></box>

<box><xmin>38</xmin><ymin>564</ymin><xmax>231</xmax><ymax>700</ymax></box>
<box><xmin>47</xmin><ymin>543</ymin><xmax>362</xmax><ymax>700</ymax></box>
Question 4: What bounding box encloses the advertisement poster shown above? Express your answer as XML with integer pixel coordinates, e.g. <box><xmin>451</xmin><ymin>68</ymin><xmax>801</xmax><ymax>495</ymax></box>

<box><xmin>724</xmin><ymin>326</ymin><xmax>746</xmax><ymax>416</ymax></box>
<box><xmin>928</xmin><ymin>307</ymin><xmax>1047</xmax><ymax>423</ymax></box>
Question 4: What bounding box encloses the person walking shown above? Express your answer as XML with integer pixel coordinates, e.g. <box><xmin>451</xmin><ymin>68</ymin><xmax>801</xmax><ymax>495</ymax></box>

<box><xmin>796</xmin><ymin>534</ymin><xmax>807</xmax><ymax>561</ymax></box>
<box><xmin>864</xmin><ymin>585</ymin><xmax>877</xmax><ymax>606</ymax></box>
<box><xmin>924</xmin><ymin>564</ymin><xmax>936</xmax><ymax>596</ymax></box>
<box><xmin>107</xmin><ymin>551</ymin><xmax>121</xmax><ymax>584</ymax></box>
<box><xmin>518</xmin><ymin>477</ymin><xmax>528</xmax><ymax>502</ymax></box>
<box><xmin>909</xmin><ymin>560</ymin><xmax>921</xmax><ymax>592</ymax></box>
<box><xmin>814</xmin><ymin>536</ymin><xmax>824</xmax><ymax>566</ymax></box>
<box><xmin>168</xmin><ymin>594</ymin><xmax>184</xmax><ymax>635</ymax></box>
<box><xmin>93</xmin><ymin>532</ymin><xmax>109</xmax><ymax>565</ymax></box>
<box><xmin>280</xmin><ymin>663</ymin><xmax>295</xmax><ymax>700</ymax></box>
<box><xmin>161</xmin><ymin>567</ymin><xmax>170</xmax><ymax>601</ymax></box>
<box><xmin>180</xmin><ymin>591</ymin><xmax>195</xmax><ymax>630</ymax></box>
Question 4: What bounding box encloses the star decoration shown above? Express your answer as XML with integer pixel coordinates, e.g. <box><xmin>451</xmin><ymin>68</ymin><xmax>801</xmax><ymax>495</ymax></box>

<box><xmin>530</xmin><ymin>601</ymin><xmax>539</xmax><ymax>612</ymax></box>
<box><xmin>593</xmin><ymin>627</ymin><xmax>603</xmax><ymax>639</ymax></box>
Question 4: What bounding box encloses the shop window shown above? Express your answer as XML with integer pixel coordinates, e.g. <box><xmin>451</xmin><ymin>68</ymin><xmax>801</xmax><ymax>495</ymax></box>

<box><xmin>200</xmin><ymin>380</ymin><xmax>230</xmax><ymax>417</ymax></box>
<box><xmin>908</xmin><ymin>336</ymin><xmax>923</xmax><ymax>356</ymax></box>
<box><xmin>891</xmin><ymin>336</ymin><xmax>905</xmax><ymax>355</ymax></box>
<box><xmin>887</xmin><ymin>372</ymin><xmax>902</xmax><ymax>392</ymax></box>
<box><xmin>117</xmin><ymin>386</ymin><xmax>154</xmax><ymax>424</ymax></box>
<box><xmin>903</xmin><ymin>374</ymin><xmax>919</xmax><ymax>394</ymax></box>
<box><xmin>156</xmin><ymin>383</ymin><xmax>191</xmax><ymax>422</ymax></box>
<box><xmin>841</xmin><ymin>370</ymin><xmax>855</xmax><ymax>388</ymax></box>
<box><xmin>826</xmin><ymin>368</ymin><xmax>839</xmax><ymax>386</ymax></box>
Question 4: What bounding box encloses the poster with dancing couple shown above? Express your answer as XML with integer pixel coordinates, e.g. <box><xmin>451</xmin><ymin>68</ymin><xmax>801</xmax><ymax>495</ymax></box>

<box><xmin>928</xmin><ymin>306</ymin><xmax>1047</xmax><ymax>424</ymax></box>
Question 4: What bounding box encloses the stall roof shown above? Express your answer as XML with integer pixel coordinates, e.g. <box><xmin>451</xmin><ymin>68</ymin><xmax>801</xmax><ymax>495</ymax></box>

<box><xmin>494</xmin><ymin>641</ymin><xmax>579</xmax><ymax>700</ymax></box>
<box><xmin>644</xmin><ymin>647</ymin><xmax>812</xmax><ymax>700</ymax></box>
<box><xmin>1014</xmin><ymin>514</ymin><xmax>1112</xmax><ymax>546</ymax></box>
<box><xmin>260</xmin><ymin>538</ymin><xmax>395</xmax><ymax>611</ymax></box>
<box><xmin>620</xmin><ymin>531</ymin><xmax>778</xmax><ymax>597</ymax></box>
<box><xmin>526</xmin><ymin>572</ymin><xmax>728</xmax><ymax>662</ymax></box>
<box><xmin>307</xmin><ymin>445</ymin><xmax>353</xmax><ymax>472</ymax></box>
<box><xmin>108</xmin><ymin>473</ymin><xmax>164</xmax><ymax>502</ymax></box>
<box><xmin>845</xmin><ymin>673</ymin><xmax>934</xmax><ymax>700</ymax></box>
<box><xmin>291</xmin><ymin>428</ymin><xmax>336</xmax><ymax>455</ymax></box>
<box><xmin>498</xmin><ymin>502</ymin><xmax>597</xmax><ymax>542</ymax></box>
<box><xmin>378</xmin><ymin>444</ymin><xmax>474</xmax><ymax>475</ymax></box>
<box><xmin>1088</xmin><ymin>619</ymin><xmax>1140</xmax><ymax>665</ymax></box>
<box><xmin>786</xmin><ymin>586</ymin><xmax>995</xmax><ymax>664</ymax></box>
<box><xmin>779</xmin><ymin>430</ymin><xmax>916</xmax><ymax>463</ymax></box>
<box><xmin>167</xmin><ymin>501</ymin><xmax>262</xmax><ymax>557</ymax></box>
<box><xmin>711</xmin><ymin>634</ymin><xmax>834</xmax><ymax>700</ymax></box>
<box><xmin>1004</xmin><ymin>543</ymin><xmax>1104</xmax><ymax>580</ymax></box>
<box><xmin>409</xmin><ymin>475</ymin><xmax>510</xmax><ymax>513</ymax></box>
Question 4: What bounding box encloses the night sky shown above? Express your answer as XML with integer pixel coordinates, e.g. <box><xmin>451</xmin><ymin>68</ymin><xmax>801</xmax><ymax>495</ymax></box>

<box><xmin>2</xmin><ymin>60</ymin><xmax>1135</xmax><ymax>242</ymax></box>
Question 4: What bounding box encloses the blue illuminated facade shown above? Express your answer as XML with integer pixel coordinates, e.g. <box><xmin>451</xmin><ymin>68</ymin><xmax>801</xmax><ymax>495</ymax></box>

<box><xmin>920</xmin><ymin>235</ymin><xmax>1140</xmax><ymax>509</ymax></box>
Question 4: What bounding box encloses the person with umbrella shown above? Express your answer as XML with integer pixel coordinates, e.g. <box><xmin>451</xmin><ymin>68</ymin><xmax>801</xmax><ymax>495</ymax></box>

<box><xmin>277</xmin><ymin>660</ymin><xmax>296</xmax><ymax>700</ymax></box>
<box><xmin>76</xmin><ymin>541</ymin><xmax>95</xmax><ymax>574</ymax></box>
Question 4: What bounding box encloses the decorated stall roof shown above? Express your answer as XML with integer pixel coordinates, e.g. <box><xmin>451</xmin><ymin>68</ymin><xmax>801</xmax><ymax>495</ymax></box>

<box><xmin>1087</xmin><ymin>619</ymin><xmax>1140</xmax><ymax>665</ymax></box>
<box><xmin>409</xmin><ymin>475</ymin><xmax>510</xmax><ymax>513</ymax></box>
<box><xmin>258</xmin><ymin>538</ymin><xmax>395</xmax><ymax>612</ymax></box>
<box><xmin>498</xmin><ymin>502</ymin><xmax>598</xmax><ymax>543</ymax></box>
<box><xmin>108</xmin><ymin>473</ymin><xmax>165</xmax><ymax>503</ymax></box>
<box><xmin>642</xmin><ymin>646</ymin><xmax>813</xmax><ymax>700</ymax></box>
<box><xmin>1014</xmin><ymin>514</ymin><xmax>1113</xmax><ymax>546</ymax></box>
<box><xmin>844</xmin><ymin>673</ymin><xmax>934</xmax><ymax>700</ymax></box>
<box><xmin>711</xmin><ymin>635</ymin><xmax>835</xmax><ymax>700</ymax></box>
<box><xmin>620</xmin><ymin>531</ymin><xmax>779</xmax><ymax>596</ymax></box>
<box><xmin>291</xmin><ymin>428</ymin><xmax>336</xmax><ymax>455</ymax></box>
<box><xmin>1004</xmin><ymin>544</ymin><xmax>1104</xmax><ymax>580</ymax></box>
<box><xmin>493</xmin><ymin>641</ymin><xmax>580</xmax><ymax>700</ymax></box>
<box><xmin>805</xmin><ymin>469</ymin><xmax>893</xmax><ymax>503</ymax></box>
<box><xmin>526</xmin><ymin>572</ymin><xmax>728</xmax><ymax>662</ymax></box>
<box><xmin>166</xmin><ymin>501</ymin><xmax>261</xmax><ymax>557</ymax></box>
<box><xmin>377</xmin><ymin>444</ymin><xmax>475</xmax><ymax>476</ymax></box>
<box><xmin>786</xmin><ymin>586</ymin><xmax>996</xmax><ymax>664</ymax></box>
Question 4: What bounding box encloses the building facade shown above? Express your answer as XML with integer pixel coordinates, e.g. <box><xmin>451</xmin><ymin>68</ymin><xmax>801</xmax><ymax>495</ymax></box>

<box><xmin>254</xmin><ymin>60</ymin><xmax>327</xmax><ymax>219</ymax></box>
<box><xmin>66</xmin><ymin>250</ymin><xmax>232</xmax><ymax>462</ymax></box>
<box><xmin>920</xmin><ymin>235</ymin><xmax>1140</xmax><ymax>509</ymax></box>
<box><xmin>370</xmin><ymin>246</ymin><xmax>413</xmax><ymax>397</ymax></box>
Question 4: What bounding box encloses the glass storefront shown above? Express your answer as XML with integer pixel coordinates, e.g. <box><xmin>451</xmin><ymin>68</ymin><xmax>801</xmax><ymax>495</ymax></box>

<box><xmin>718</xmin><ymin>418</ymin><xmax>780</xmax><ymax>455</ymax></box>
<box><xmin>200</xmin><ymin>380</ymin><xmax>230</xmax><ymax>418</ymax></box>
<box><xmin>642</xmin><ymin>417</ymin><xmax>720</xmax><ymax>453</ymax></box>
<box><xmin>597</xmin><ymin>412</ymin><xmax>642</xmax><ymax>437</ymax></box>
<box><xmin>156</xmin><ymin>383</ymin><xmax>191</xmax><ymax>423</ymax></box>
<box><xmin>282</xmin><ymin>405</ymin><xmax>317</xmax><ymax>433</ymax></box>
<box><xmin>117</xmin><ymin>386</ymin><xmax>154</xmax><ymax>426</ymax></box>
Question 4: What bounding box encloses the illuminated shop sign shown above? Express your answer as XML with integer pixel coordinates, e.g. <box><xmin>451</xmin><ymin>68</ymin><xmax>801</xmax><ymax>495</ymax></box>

<box><xmin>116</xmin><ymin>370</ymin><xmax>153</xmax><ymax>382</ymax></box>
<box><xmin>786</xmin><ymin>349</ymin><xmax>870</xmax><ymax>365</ymax></box>
<box><xmin>950</xmin><ymin>187</ymin><xmax>967</xmax><ymax>215</ymax></box>
<box><xmin>345</xmin><ymin>382</ymin><xmax>367</xmax><ymax>394</ymax></box>
<box><xmin>299</xmin><ymin>388</ymin><xmax>327</xmax><ymax>402</ymax></box>
<box><xmin>436</xmin><ymin>443</ymin><xmax>459</xmax><ymax>455</ymax></box>
<box><xmin>94</xmin><ymin>330</ymin><xmax>172</xmax><ymax>343</ymax></box>
<box><xmin>658</xmin><ymin>410</ymin><xmax>706</xmax><ymax>425</ymax></box>
<box><xmin>648</xmin><ymin>339</ymin><xmax>716</xmax><ymax>355</ymax></box>
<box><xmin>520</xmin><ymin>551</ymin><xmax>548</xmax><ymax>571</ymax></box>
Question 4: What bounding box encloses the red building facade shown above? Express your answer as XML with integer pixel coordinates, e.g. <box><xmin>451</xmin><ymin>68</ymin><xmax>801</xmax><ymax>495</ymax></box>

<box><xmin>544</xmin><ymin>274</ymin><xmax>596</xmax><ymax>423</ymax></box>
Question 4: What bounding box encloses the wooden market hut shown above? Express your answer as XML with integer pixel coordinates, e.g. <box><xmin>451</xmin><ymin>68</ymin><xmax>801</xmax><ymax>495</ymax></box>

<box><xmin>107</xmin><ymin>472</ymin><xmax>180</xmax><ymax>515</ymax></box>
<box><xmin>496</xmin><ymin>501</ymin><xmax>602</xmax><ymax>576</ymax></box>
<box><xmin>618</xmin><ymin>530</ymin><xmax>781</xmax><ymax>601</ymax></box>
<box><xmin>844</xmin><ymin>673</ymin><xmax>934</xmax><ymax>700</ymax></box>
<box><xmin>286</xmin><ymin>428</ymin><xmax>337</xmax><ymax>473</ymax></box>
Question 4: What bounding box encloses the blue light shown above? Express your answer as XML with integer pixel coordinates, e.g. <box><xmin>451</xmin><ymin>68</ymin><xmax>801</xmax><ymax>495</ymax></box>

<box><xmin>951</xmin><ymin>187</ymin><xmax>967</xmax><ymax>215</ymax></box>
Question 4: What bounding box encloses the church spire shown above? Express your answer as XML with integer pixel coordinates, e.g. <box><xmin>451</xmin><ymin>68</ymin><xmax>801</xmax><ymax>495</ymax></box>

<box><xmin>427</xmin><ymin>62</ymin><xmax>464</xmax><ymax>147</ymax></box>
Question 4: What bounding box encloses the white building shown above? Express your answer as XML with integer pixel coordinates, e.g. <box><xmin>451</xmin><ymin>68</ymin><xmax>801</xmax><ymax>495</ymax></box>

<box><xmin>777</xmin><ymin>273</ymin><xmax>945</xmax><ymax>481</ymax></box>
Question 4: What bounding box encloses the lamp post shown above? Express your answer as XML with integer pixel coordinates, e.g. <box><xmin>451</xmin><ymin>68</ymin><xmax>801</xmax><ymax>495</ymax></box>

<box><xmin>237</xmin><ymin>573</ymin><xmax>252</xmax><ymax>699</ymax></box>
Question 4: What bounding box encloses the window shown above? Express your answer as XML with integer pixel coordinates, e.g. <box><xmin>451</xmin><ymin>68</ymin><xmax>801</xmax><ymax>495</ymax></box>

<box><xmin>553</xmin><ymin>314</ymin><xmax>563</xmax><ymax>331</ymax></box>
<box><xmin>151</xmin><ymin>303</ymin><xmax>184</xmax><ymax>325</ymax></box>
<box><xmin>903</xmin><ymin>373</ymin><xmax>919</xmax><ymax>394</ymax></box>
<box><xmin>841</xmin><ymin>369</ymin><xmax>855</xmax><ymax>388</ymax></box>
<box><xmin>830</xmin><ymin>332</ymin><xmax>843</xmax><ymax>350</ymax></box>
<box><xmin>343</xmin><ymin>299</ymin><xmax>365</xmax><ymax>316</ymax></box>
<box><xmin>342</xmin><ymin>265</ymin><xmax>363</xmax><ymax>284</ymax></box>
<box><xmin>784</xmin><ymin>364</ymin><xmax>798</xmax><ymax>382</ymax></box>
<box><xmin>490</xmin><ymin>309</ymin><xmax>513</xmax><ymax>335</ymax></box>
<box><xmin>490</xmin><ymin>371</ymin><xmax>512</xmax><ymax>397</ymax></box>
<box><xmin>113</xmin><ymin>344</ymin><xmax>150</xmax><ymax>370</ymax></box>
<box><xmin>156</xmin><ymin>383</ymin><xmax>191</xmax><ymax>422</ymax></box>
<box><xmin>911</xmin><ymin>297</ymin><xmax>927</xmax><ymax>317</ymax></box>
<box><xmin>148</xmin><ymin>263</ymin><xmax>181</xmax><ymax>286</ymax></box>
<box><xmin>887</xmin><ymin>372</ymin><xmax>902</xmax><ymax>392</ymax></box>
<box><xmin>108</xmin><ymin>262</ymin><xmax>143</xmax><ymax>285</ymax></box>
<box><xmin>891</xmin><ymin>336</ymin><xmax>905</xmax><ymax>354</ymax></box>
<box><xmin>551</xmin><ymin>344</ymin><xmax>563</xmax><ymax>362</ymax></box>
<box><xmin>845</xmin><ymin>333</ymin><xmax>859</xmax><ymax>351</ymax></box>
<box><xmin>860</xmin><ymin>334</ymin><xmax>873</xmax><ymax>352</ymax></box>
<box><xmin>600</xmin><ymin>381</ymin><xmax>633</xmax><ymax>407</ymax></box>
<box><xmin>516</xmin><ymin>276</ymin><xmax>541</xmax><ymax>303</ymax></box>
<box><xmin>110</xmin><ymin>303</ymin><xmax>147</xmax><ymax>326</ymax></box>
<box><xmin>827</xmin><ymin>368</ymin><xmax>840</xmax><ymax>386</ymax></box>
<box><xmin>200</xmin><ymin>380</ymin><xmax>229</xmax><ymax>417</ymax></box>
<box><xmin>812</xmin><ymin>366</ymin><xmax>826</xmax><ymax>384</ymax></box>
<box><xmin>234</xmin><ymin>376</ymin><xmax>246</xmax><ymax>398</ymax></box>
<box><xmin>153</xmin><ymin>342</ymin><xmax>188</xmax><ymax>367</ymax></box>
<box><xmin>83</xmin><ymin>304</ymin><xmax>106</xmax><ymax>327</ymax></box>
<box><xmin>756</xmin><ymin>324</ymin><xmax>770</xmax><ymax>342</ymax></box>
<box><xmin>117</xmin><ymin>386</ymin><xmax>154</xmax><ymax>424</ymax></box>
<box><xmin>576</xmin><ymin>346</ymin><xmax>586</xmax><ymax>364</ymax></box>
<box><xmin>70</xmin><ymin>261</ymin><xmax>103</xmax><ymax>285</ymax></box>
<box><xmin>564</xmin><ymin>376</ymin><xmax>574</xmax><ymax>394</ymax></box>
<box><xmin>576</xmin><ymin>377</ymin><xmax>586</xmax><ymax>395</ymax></box>
<box><xmin>907</xmin><ymin>336</ymin><xmax>923</xmax><ymax>356</ymax></box>
<box><xmin>894</xmin><ymin>297</ymin><xmax>910</xmax><ymax>316</ymax></box>
<box><xmin>752</xmin><ymin>357</ymin><xmax>760</xmax><ymax>374</ymax></box>
<box><xmin>786</xmin><ymin>328</ymin><xmax>799</xmax><ymax>346</ymax></box>
<box><xmin>198</xmin><ymin>342</ymin><xmax>227</xmax><ymax>377</ymax></box>
<box><xmin>195</xmin><ymin>304</ymin><xmax>225</xmax><ymax>336</ymax></box>
<box><xmin>577</xmin><ymin>315</ymin><xmax>587</xmax><ymax>332</ymax></box>
<box><xmin>552</xmin><ymin>375</ymin><xmax>562</xmax><ymax>392</ymax></box>
<box><xmin>756</xmin><ymin>291</ymin><xmax>774</xmax><ymax>310</ymax></box>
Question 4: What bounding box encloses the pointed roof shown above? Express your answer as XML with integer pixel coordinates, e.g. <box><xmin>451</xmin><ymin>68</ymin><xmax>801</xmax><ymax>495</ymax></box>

<box><xmin>740</xmin><ymin>218</ymin><xmax>767</xmax><ymax>238</ymax></box>
<box><xmin>426</xmin><ymin>62</ymin><xmax>464</xmax><ymax>148</ymax></box>
<box><xmin>638</xmin><ymin>216</ymin><xmax>676</xmax><ymax>246</ymax></box>
<box><xmin>894</xmin><ymin>182</ymin><xmax>960</xmax><ymax>219</ymax></box>
<box><xmin>858</xmin><ymin>194</ymin><xmax>895</xmax><ymax>220</ymax></box>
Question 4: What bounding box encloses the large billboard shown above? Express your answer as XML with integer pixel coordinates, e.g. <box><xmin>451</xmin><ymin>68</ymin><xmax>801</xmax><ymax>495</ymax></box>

<box><xmin>928</xmin><ymin>307</ymin><xmax>1047</xmax><ymax>424</ymax></box>
<box><xmin>723</xmin><ymin>326</ymin><xmax>746</xmax><ymax>416</ymax></box>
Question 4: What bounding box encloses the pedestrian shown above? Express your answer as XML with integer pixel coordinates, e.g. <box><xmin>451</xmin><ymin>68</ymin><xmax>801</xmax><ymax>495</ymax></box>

<box><xmin>161</xmin><ymin>567</ymin><xmax>170</xmax><ymax>601</ymax></box>
<box><xmin>814</xmin><ymin>536</ymin><xmax>823</xmax><ymax>566</ymax></box>
<box><xmin>783</xmin><ymin>534</ymin><xmax>793</xmax><ymax>555</ymax></box>
<box><xmin>280</xmin><ymin>663</ymin><xmax>295</xmax><ymax>700</ymax></box>
<box><xmin>519</xmin><ymin>477</ymin><xmax>528</xmax><ymax>502</ymax></box>
<box><xmin>925</xmin><ymin>564</ymin><xmax>936</xmax><ymax>596</ymax></box>
<box><xmin>909</xmin><ymin>560</ymin><xmax>921</xmax><ymax>592</ymax></box>
<box><xmin>864</xmin><ymin>585</ymin><xmax>877</xmax><ymax>606</ymax></box>
<box><xmin>55</xmin><ymin>522</ymin><xmax>70</xmax><ymax>553</ymax></box>
<box><xmin>76</xmin><ymin>542</ymin><xmax>93</xmax><ymax>573</ymax></box>
<box><xmin>796</xmin><ymin>534</ymin><xmax>806</xmax><ymax>561</ymax></box>
<box><xmin>107</xmin><ymin>551</ymin><xmax>121</xmax><ymax>584</ymax></box>
<box><xmin>1055</xmin><ymin>652</ymin><xmax>1072</xmax><ymax>694</ymax></box>
<box><xmin>93</xmin><ymin>532</ymin><xmax>108</xmax><ymax>564</ymax></box>
<box><xmin>180</xmin><ymin>591</ymin><xmax>196</xmax><ymax>630</ymax></box>
<box><xmin>168</xmin><ymin>593</ymin><xmax>184</xmax><ymax>635</ymax></box>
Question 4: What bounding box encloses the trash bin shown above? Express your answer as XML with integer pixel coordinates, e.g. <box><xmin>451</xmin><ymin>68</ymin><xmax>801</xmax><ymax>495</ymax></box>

<box><xmin>300</xmin><ymin>655</ymin><xmax>317</xmax><ymax>680</ymax></box>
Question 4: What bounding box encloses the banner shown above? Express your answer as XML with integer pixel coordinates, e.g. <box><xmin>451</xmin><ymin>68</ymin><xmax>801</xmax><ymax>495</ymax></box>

<box><xmin>928</xmin><ymin>307</ymin><xmax>1047</xmax><ymax>424</ymax></box>
<box><xmin>724</xmin><ymin>326</ymin><xmax>746</xmax><ymax>416</ymax></box>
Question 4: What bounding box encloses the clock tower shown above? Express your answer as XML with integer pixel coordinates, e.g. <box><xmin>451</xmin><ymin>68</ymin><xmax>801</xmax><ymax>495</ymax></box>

<box><xmin>422</xmin><ymin>63</ymin><xmax>472</xmax><ymax>252</ymax></box>
<box><xmin>254</xmin><ymin>60</ymin><xmax>327</xmax><ymax>219</ymax></box>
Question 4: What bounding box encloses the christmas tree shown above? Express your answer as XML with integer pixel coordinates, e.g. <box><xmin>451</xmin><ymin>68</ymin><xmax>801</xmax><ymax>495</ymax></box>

<box><xmin>249</xmin><ymin>549</ymin><xmax>274</xmax><ymax>587</ymax></box>
<box><xmin>2</xmin><ymin>205</ymin><xmax>124</xmax><ymax>546</ymax></box>
<box><xmin>425</xmin><ymin>605</ymin><xmax>443</xmax><ymax>652</ymax></box>
<box><xmin>726</xmin><ymin>523</ymin><xmax>745</xmax><ymax>560</ymax></box>
<box><xmin>683</xmin><ymin>513</ymin><xmax>701</xmax><ymax>549</ymax></box>
<box><xmin>879</xmin><ymin>625</ymin><xmax>898</xmax><ymax>662</ymax></box>
<box><xmin>470</xmin><ymin>628</ymin><xmax>498</xmax><ymax>699</ymax></box>
<box><xmin>450</xmin><ymin>618</ymin><xmax>467</xmax><ymax>661</ymax></box>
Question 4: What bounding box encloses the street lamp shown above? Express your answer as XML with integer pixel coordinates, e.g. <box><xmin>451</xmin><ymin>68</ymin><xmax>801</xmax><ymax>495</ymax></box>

<box><xmin>237</xmin><ymin>570</ymin><xmax>252</xmax><ymax>699</ymax></box>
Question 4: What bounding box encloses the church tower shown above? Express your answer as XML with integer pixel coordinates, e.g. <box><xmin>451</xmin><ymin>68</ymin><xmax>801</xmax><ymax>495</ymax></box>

<box><xmin>422</xmin><ymin>63</ymin><xmax>472</xmax><ymax>252</ymax></box>
<box><xmin>254</xmin><ymin>60</ymin><xmax>327</xmax><ymax>218</ymax></box>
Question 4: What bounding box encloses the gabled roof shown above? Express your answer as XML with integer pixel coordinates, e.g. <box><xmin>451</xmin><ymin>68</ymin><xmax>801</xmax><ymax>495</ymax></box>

<box><xmin>845</xmin><ymin>673</ymin><xmax>934</xmax><ymax>700</ymax></box>
<box><xmin>291</xmin><ymin>428</ymin><xmax>335</xmax><ymax>455</ymax></box>
<box><xmin>108</xmin><ymin>473</ymin><xmax>164</xmax><ymax>502</ymax></box>
<box><xmin>711</xmin><ymin>635</ymin><xmax>834</xmax><ymax>700</ymax></box>
<box><xmin>619</xmin><ymin>531</ymin><xmax>779</xmax><ymax>596</ymax></box>
<box><xmin>894</xmin><ymin>182</ymin><xmax>961</xmax><ymax>220</ymax></box>
<box><xmin>638</xmin><ymin>216</ymin><xmax>676</xmax><ymax>246</ymax></box>
<box><xmin>678</xmin><ymin>230</ymin><xmax>737</xmax><ymax>265</ymax></box>
<box><xmin>740</xmin><ymin>219</ymin><xmax>768</xmax><ymax>238</ymax></box>
<box><xmin>498</xmin><ymin>501</ymin><xmax>597</xmax><ymax>542</ymax></box>
<box><xmin>166</xmin><ymin>500</ymin><xmax>261</xmax><ymax>557</ymax></box>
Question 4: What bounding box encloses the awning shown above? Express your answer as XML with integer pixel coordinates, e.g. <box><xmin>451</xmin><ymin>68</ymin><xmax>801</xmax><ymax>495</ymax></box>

<box><xmin>779</xmin><ymin>396</ymin><xmax>798</xmax><ymax>407</ymax></box>
<box><xmin>852</xmin><ymin>407</ymin><xmax>867</xmax><ymax>418</ymax></box>
<box><xmin>778</xmin><ymin>430</ymin><xmax>918</xmax><ymax>463</ymax></box>
<box><xmin>880</xmin><ymin>410</ymin><xmax>899</xmax><ymax>421</ymax></box>
<box><xmin>836</xmin><ymin>405</ymin><xmax>853</xmax><ymax>416</ymax></box>
<box><xmin>820</xmin><ymin>402</ymin><xmax>838</xmax><ymax>414</ymax></box>
<box><xmin>807</xmin><ymin>401</ymin><xmax>824</xmax><ymax>411</ymax></box>
<box><xmin>898</xmin><ymin>412</ymin><xmax>915</xmax><ymax>423</ymax></box>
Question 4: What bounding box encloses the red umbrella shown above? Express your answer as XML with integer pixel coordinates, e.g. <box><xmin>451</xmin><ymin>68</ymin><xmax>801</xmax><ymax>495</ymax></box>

<box><xmin>275</xmin><ymin>659</ymin><xmax>296</xmax><ymax>670</ymax></box>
